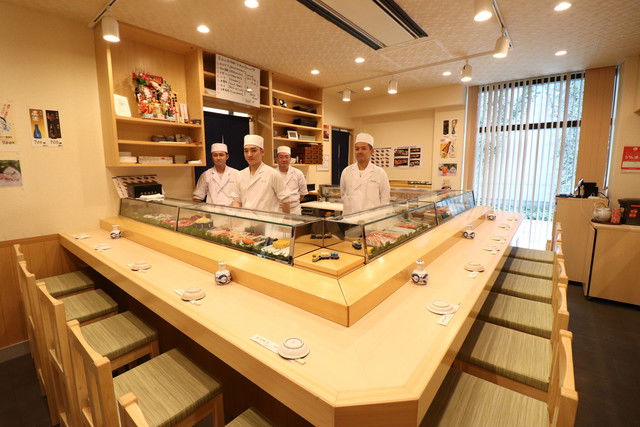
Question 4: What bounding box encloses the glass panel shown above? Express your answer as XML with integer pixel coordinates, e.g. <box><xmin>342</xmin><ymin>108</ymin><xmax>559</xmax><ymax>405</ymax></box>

<box><xmin>119</xmin><ymin>198</ymin><xmax>183</xmax><ymax>230</ymax></box>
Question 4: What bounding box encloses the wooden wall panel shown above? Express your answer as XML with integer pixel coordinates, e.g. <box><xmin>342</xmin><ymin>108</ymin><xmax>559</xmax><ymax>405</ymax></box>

<box><xmin>464</xmin><ymin>86</ymin><xmax>479</xmax><ymax>191</ymax></box>
<box><xmin>575</xmin><ymin>66</ymin><xmax>616</xmax><ymax>187</ymax></box>
<box><xmin>0</xmin><ymin>235</ymin><xmax>84</xmax><ymax>349</ymax></box>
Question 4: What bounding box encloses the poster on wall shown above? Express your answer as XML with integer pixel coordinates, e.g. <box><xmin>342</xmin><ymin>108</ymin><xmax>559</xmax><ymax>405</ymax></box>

<box><xmin>215</xmin><ymin>55</ymin><xmax>260</xmax><ymax>107</ymax></box>
<box><xmin>29</xmin><ymin>107</ymin><xmax>63</xmax><ymax>147</ymax></box>
<box><xmin>621</xmin><ymin>146</ymin><xmax>640</xmax><ymax>172</ymax></box>
<box><xmin>439</xmin><ymin>136</ymin><xmax>456</xmax><ymax>159</ymax></box>
<box><xmin>372</xmin><ymin>146</ymin><xmax>391</xmax><ymax>168</ymax></box>
<box><xmin>0</xmin><ymin>159</ymin><xmax>23</xmax><ymax>187</ymax></box>
<box><xmin>438</xmin><ymin>163</ymin><xmax>458</xmax><ymax>176</ymax></box>
<box><xmin>409</xmin><ymin>147</ymin><xmax>422</xmax><ymax>167</ymax></box>
<box><xmin>0</xmin><ymin>102</ymin><xmax>18</xmax><ymax>152</ymax></box>
<box><xmin>393</xmin><ymin>146</ymin><xmax>409</xmax><ymax>168</ymax></box>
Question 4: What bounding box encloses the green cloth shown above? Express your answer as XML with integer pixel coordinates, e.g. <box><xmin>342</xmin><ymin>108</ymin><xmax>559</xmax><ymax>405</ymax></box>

<box><xmin>506</xmin><ymin>247</ymin><xmax>554</xmax><ymax>264</ymax></box>
<box><xmin>492</xmin><ymin>272</ymin><xmax>553</xmax><ymax>303</ymax></box>
<box><xmin>113</xmin><ymin>349</ymin><xmax>222</xmax><ymax>427</ymax></box>
<box><xmin>227</xmin><ymin>408</ymin><xmax>273</xmax><ymax>427</ymax></box>
<box><xmin>42</xmin><ymin>270</ymin><xmax>93</xmax><ymax>297</ymax></box>
<box><xmin>479</xmin><ymin>292</ymin><xmax>553</xmax><ymax>338</ymax></box>
<box><xmin>422</xmin><ymin>368</ymin><xmax>548</xmax><ymax>426</ymax></box>
<box><xmin>501</xmin><ymin>257</ymin><xmax>553</xmax><ymax>279</ymax></box>
<box><xmin>61</xmin><ymin>289</ymin><xmax>118</xmax><ymax>323</ymax></box>
<box><xmin>80</xmin><ymin>312</ymin><xmax>158</xmax><ymax>360</ymax></box>
<box><xmin>457</xmin><ymin>321</ymin><xmax>552</xmax><ymax>391</ymax></box>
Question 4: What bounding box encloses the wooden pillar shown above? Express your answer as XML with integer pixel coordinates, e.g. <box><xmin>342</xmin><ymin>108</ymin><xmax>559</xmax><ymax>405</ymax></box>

<box><xmin>463</xmin><ymin>86</ymin><xmax>479</xmax><ymax>191</ymax></box>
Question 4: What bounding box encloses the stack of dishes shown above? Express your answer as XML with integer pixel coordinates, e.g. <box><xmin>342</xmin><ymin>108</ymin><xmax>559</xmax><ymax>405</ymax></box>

<box><xmin>128</xmin><ymin>260</ymin><xmax>151</xmax><ymax>271</ymax></box>
<box><xmin>181</xmin><ymin>287</ymin><xmax>206</xmax><ymax>301</ymax></box>
<box><xmin>277</xmin><ymin>337</ymin><xmax>310</xmax><ymax>360</ymax></box>
<box><xmin>427</xmin><ymin>300</ymin><xmax>457</xmax><ymax>315</ymax></box>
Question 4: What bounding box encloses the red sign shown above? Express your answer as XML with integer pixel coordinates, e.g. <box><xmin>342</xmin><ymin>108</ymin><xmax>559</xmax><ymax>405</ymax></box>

<box><xmin>621</xmin><ymin>146</ymin><xmax>640</xmax><ymax>171</ymax></box>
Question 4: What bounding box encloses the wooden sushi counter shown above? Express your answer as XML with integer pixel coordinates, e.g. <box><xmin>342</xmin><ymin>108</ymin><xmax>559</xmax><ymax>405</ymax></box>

<box><xmin>60</xmin><ymin>209</ymin><xmax>521</xmax><ymax>426</ymax></box>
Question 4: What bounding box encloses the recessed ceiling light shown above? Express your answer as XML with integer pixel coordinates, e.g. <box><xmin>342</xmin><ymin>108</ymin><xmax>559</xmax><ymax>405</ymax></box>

<box><xmin>474</xmin><ymin>0</ymin><xmax>493</xmax><ymax>22</ymax></box>
<box><xmin>554</xmin><ymin>2</ymin><xmax>572</xmax><ymax>12</ymax></box>
<box><xmin>363</xmin><ymin>86</ymin><xmax>371</xmax><ymax>91</ymax></box>
<box><xmin>244</xmin><ymin>0</ymin><xmax>259</xmax><ymax>8</ymax></box>
<box><xmin>442</xmin><ymin>71</ymin><xmax>452</xmax><ymax>76</ymax></box>
<box><xmin>555</xmin><ymin>50</ymin><xmax>567</xmax><ymax>56</ymax></box>
<box><xmin>197</xmin><ymin>25</ymin><xmax>210</xmax><ymax>33</ymax></box>
<box><xmin>355</xmin><ymin>57</ymin><xmax>365</xmax><ymax>63</ymax></box>
<box><xmin>310</xmin><ymin>69</ymin><xmax>320</xmax><ymax>75</ymax></box>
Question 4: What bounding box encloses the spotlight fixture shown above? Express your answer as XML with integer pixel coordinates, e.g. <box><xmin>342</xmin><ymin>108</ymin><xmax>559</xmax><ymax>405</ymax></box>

<box><xmin>355</xmin><ymin>57</ymin><xmax>365</xmax><ymax>63</ymax></box>
<box><xmin>197</xmin><ymin>25</ymin><xmax>210</xmax><ymax>33</ymax></box>
<box><xmin>474</xmin><ymin>0</ymin><xmax>493</xmax><ymax>22</ymax></box>
<box><xmin>460</xmin><ymin>63</ymin><xmax>472</xmax><ymax>82</ymax></box>
<box><xmin>555</xmin><ymin>50</ymin><xmax>567</xmax><ymax>56</ymax></box>
<box><xmin>363</xmin><ymin>86</ymin><xmax>371</xmax><ymax>91</ymax></box>
<box><xmin>554</xmin><ymin>1</ymin><xmax>572</xmax><ymax>11</ymax></box>
<box><xmin>342</xmin><ymin>89</ymin><xmax>352</xmax><ymax>102</ymax></box>
<box><xmin>493</xmin><ymin>34</ymin><xmax>510</xmax><ymax>58</ymax></box>
<box><xmin>387</xmin><ymin>80</ymin><xmax>398</xmax><ymax>94</ymax></box>
<box><xmin>244</xmin><ymin>0</ymin><xmax>259</xmax><ymax>8</ymax></box>
<box><xmin>310</xmin><ymin>69</ymin><xmax>320</xmax><ymax>75</ymax></box>
<box><xmin>442</xmin><ymin>71</ymin><xmax>452</xmax><ymax>76</ymax></box>
<box><xmin>101</xmin><ymin>15</ymin><xmax>120</xmax><ymax>43</ymax></box>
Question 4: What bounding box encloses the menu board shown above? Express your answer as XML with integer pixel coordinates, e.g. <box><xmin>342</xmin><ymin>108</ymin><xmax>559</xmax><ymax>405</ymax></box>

<box><xmin>215</xmin><ymin>55</ymin><xmax>260</xmax><ymax>107</ymax></box>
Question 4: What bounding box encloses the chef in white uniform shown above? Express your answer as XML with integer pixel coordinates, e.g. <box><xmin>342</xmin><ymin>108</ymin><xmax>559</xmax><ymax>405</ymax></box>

<box><xmin>275</xmin><ymin>146</ymin><xmax>308</xmax><ymax>215</ymax></box>
<box><xmin>192</xmin><ymin>142</ymin><xmax>239</xmax><ymax>205</ymax></box>
<box><xmin>232</xmin><ymin>135</ymin><xmax>290</xmax><ymax>213</ymax></box>
<box><xmin>340</xmin><ymin>132</ymin><xmax>390</xmax><ymax>215</ymax></box>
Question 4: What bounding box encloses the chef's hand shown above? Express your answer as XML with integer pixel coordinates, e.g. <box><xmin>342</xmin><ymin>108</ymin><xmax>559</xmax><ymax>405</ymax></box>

<box><xmin>231</xmin><ymin>201</ymin><xmax>241</xmax><ymax>208</ymax></box>
<box><xmin>281</xmin><ymin>202</ymin><xmax>290</xmax><ymax>214</ymax></box>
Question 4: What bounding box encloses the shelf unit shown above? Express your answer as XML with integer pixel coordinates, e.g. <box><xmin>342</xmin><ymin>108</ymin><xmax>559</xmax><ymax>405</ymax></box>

<box><xmin>94</xmin><ymin>23</ymin><xmax>206</xmax><ymax>167</ymax></box>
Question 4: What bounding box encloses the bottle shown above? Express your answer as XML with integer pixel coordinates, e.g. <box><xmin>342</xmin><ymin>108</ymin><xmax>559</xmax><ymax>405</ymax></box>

<box><xmin>215</xmin><ymin>260</ymin><xmax>231</xmax><ymax>285</ymax></box>
<box><xmin>33</xmin><ymin>124</ymin><xmax>42</xmax><ymax>139</ymax></box>
<box><xmin>411</xmin><ymin>260</ymin><xmax>429</xmax><ymax>285</ymax></box>
<box><xmin>109</xmin><ymin>224</ymin><xmax>123</xmax><ymax>239</ymax></box>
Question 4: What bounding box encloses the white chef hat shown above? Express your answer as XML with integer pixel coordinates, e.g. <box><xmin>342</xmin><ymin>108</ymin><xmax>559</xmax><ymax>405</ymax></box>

<box><xmin>277</xmin><ymin>146</ymin><xmax>291</xmax><ymax>155</ymax></box>
<box><xmin>211</xmin><ymin>143</ymin><xmax>228</xmax><ymax>153</ymax></box>
<box><xmin>355</xmin><ymin>132</ymin><xmax>374</xmax><ymax>147</ymax></box>
<box><xmin>243</xmin><ymin>134</ymin><xmax>264</xmax><ymax>149</ymax></box>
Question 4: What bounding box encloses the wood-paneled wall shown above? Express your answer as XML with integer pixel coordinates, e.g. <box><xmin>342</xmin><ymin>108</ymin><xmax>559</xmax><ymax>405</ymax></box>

<box><xmin>0</xmin><ymin>235</ymin><xmax>84</xmax><ymax>349</ymax></box>
<box><xmin>575</xmin><ymin>66</ymin><xmax>617</xmax><ymax>187</ymax></box>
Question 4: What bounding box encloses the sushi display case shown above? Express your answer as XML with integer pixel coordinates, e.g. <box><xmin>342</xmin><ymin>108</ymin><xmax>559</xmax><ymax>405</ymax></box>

<box><xmin>174</xmin><ymin>204</ymin><xmax>325</xmax><ymax>264</ymax></box>
<box><xmin>119</xmin><ymin>197</ymin><xmax>194</xmax><ymax>230</ymax></box>
<box><xmin>433</xmin><ymin>191</ymin><xmax>475</xmax><ymax>223</ymax></box>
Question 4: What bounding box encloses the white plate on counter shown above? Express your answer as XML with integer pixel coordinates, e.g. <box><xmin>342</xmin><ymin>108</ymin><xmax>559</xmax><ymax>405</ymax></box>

<box><xmin>427</xmin><ymin>300</ymin><xmax>457</xmax><ymax>315</ymax></box>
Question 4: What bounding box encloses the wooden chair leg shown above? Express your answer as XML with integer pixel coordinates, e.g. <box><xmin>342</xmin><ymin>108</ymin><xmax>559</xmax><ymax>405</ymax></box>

<box><xmin>213</xmin><ymin>394</ymin><xmax>225</xmax><ymax>427</ymax></box>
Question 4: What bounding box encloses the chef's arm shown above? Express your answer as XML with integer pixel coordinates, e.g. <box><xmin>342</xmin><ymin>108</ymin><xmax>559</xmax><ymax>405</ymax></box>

<box><xmin>380</xmin><ymin>173</ymin><xmax>391</xmax><ymax>205</ymax></box>
<box><xmin>193</xmin><ymin>197</ymin><xmax>204</xmax><ymax>203</ymax></box>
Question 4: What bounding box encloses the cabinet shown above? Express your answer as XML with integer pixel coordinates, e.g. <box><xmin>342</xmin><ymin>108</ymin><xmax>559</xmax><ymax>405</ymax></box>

<box><xmin>95</xmin><ymin>23</ymin><xmax>206</xmax><ymax>167</ymax></box>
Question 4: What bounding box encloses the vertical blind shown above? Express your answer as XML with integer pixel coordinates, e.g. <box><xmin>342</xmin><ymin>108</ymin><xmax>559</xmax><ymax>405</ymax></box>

<box><xmin>473</xmin><ymin>72</ymin><xmax>585</xmax><ymax>221</ymax></box>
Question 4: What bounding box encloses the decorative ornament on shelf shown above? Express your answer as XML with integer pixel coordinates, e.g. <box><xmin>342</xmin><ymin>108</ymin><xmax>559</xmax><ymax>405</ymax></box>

<box><xmin>132</xmin><ymin>72</ymin><xmax>179</xmax><ymax>121</ymax></box>
<box><xmin>411</xmin><ymin>260</ymin><xmax>429</xmax><ymax>285</ymax></box>
<box><xmin>215</xmin><ymin>260</ymin><xmax>231</xmax><ymax>285</ymax></box>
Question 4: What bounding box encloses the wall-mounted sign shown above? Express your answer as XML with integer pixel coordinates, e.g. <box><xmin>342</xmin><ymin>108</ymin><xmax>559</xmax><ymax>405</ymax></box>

<box><xmin>216</xmin><ymin>55</ymin><xmax>260</xmax><ymax>107</ymax></box>
<box><xmin>621</xmin><ymin>145</ymin><xmax>640</xmax><ymax>172</ymax></box>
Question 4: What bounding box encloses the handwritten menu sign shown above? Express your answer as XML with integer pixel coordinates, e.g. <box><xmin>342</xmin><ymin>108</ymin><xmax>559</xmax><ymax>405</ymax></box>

<box><xmin>215</xmin><ymin>55</ymin><xmax>260</xmax><ymax>107</ymax></box>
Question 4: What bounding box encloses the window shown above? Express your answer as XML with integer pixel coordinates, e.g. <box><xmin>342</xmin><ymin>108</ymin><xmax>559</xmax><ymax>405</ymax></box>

<box><xmin>473</xmin><ymin>72</ymin><xmax>585</xmax><ymax>221</ymax></box>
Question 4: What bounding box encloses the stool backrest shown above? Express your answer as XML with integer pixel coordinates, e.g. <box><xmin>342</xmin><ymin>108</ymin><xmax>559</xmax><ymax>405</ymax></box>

<box><xmin>553</xmin><ymin>258</ymin><xmax>569</xmax><ymax>286</ymax></box>
<box><xmin>67</xmin><ymin>319</ymin><xmax>119</xmax><ymax>427</ymax></box>
<box><xmin>551</xmin><ymin>284</ymin><xmax>570</xmax><ymax>344</ymax></box>
<box><xmin>37</xmin><ymin>282</ymin><xmax>80</xmax><ymax>426</ymax></box>
<box><xmin>548</xmin><ymin>330</ymin><xmax>578</xmax><ymax>427</ymax></box>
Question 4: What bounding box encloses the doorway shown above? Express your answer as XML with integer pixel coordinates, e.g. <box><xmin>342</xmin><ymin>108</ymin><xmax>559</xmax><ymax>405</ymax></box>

<box><xmin>195</xmin><ymin>111</ymin><xmax>250</xmax><ymax>183</ymax></box>
<box><xmin>331</xmin><ymin>128</ymin><xmax>351</xmax><ymax>185</ymax></box>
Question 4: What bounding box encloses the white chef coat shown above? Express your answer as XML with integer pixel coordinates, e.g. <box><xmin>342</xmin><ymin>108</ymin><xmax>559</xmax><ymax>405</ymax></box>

<box><xmin>192</xmin><ymin>166</ymin><xmax>239</xmax><ymax>206</ymax></box>
<box><xmin>234</xmin><ymin>162</ymin><xmax>288</xmax><ymax>212</ymax></box>
<box><xmin>277</xmin><ymin>166</ymin><xmax>308</xmax><ymax>215</ymax></box>
<box><xmin>340</xmin><ymin>161</ymin><xmax>390</xmax><ymax>215</ymax></box>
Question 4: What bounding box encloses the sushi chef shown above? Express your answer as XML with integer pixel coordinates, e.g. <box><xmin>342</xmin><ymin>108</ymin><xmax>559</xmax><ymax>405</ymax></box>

<box><xmin>232</xmin><ymin>135</ymin><xmax>290</xmax><ymax>213</ymax></box>
<box><xmin>340</xmin><ymin>132</ymin><xmax>390</xmax><ymax>215</ymax></box>
<box><xmin>192</xmin><ymin>142</ymin><xmax>239</xmax><ymax>205</ymax></box>
<box><xmin>275</xmin><ymin>145</ymin><xmax>308</xmax><ymax>215</ymax></box>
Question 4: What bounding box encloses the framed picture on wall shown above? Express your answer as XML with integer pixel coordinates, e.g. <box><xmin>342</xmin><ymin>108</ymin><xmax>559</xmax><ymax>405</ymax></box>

<box><xmin>287</xmin><ymin>130</ymin><xmax>299</xmax><ymax>139</ymax></box>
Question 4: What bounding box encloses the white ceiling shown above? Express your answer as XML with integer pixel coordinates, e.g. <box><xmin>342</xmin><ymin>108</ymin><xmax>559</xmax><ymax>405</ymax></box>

<box><xmin>5</xmin><ymin>0</ymin><xmax>640</xmax><ymax>99</ymax></box>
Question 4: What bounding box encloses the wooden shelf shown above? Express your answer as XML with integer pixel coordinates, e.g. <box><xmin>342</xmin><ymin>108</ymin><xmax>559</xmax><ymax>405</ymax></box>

<box><xmin>273</xmin><ymin>121</ymin><xmax>321</xmax><ymax>131</ymax></box>
<box><xmin>203</xmin><ymin>71</ymin><xmax>216</xmax><ymax>78</ymax></box>
<box><xmin>273</xmin><ymin>136</ymin><xmax>320</xmax><ymax>143</ymax></box>
<box><xmin>272</xmin><ymin>105</ymin><xmax>321</xmax><ymax>118</ymax></box>
<box><xmin>260</xmin><ymin>104</ymin><xmax>272</xmax><ymax>109</ymax></box>
<box><xmin>118</xmin><ymin>140</ymin><xmax>203</xmax><ymax>148</ymax></box>
<box><xmin>115</xmin><ymin>116</ymin><xmax>202</xmax><ymax>128</ymax></box>
<box><xmin>272</xmin><ymin>89</ymin><xmax>322</xmax><ymax>105</ymax></box>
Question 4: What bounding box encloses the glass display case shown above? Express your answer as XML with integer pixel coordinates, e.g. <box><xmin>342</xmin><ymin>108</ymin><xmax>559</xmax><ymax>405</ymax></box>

<box><xmin>119</xmin><ymin>197</ymin><xmax>194</xmax><ymax>230</ymax></box>
<box><xmin>433</xmin><ymin>191</ymin><xmax>475</xmax><ymax>223</ymax></box>
<box><xmin>389</xmin><ymin>188</ymin><xmax>447</xmax><ymax>203</ymax></box>
<box><xmin>175</xmin><ymin>204</ymin><xmax>324</xmax><ymax>264</ymax></box>
<box><xmin>319</xmin><ymin>185</ymin><xmax>341</xmax><ymax>202</ymax></box>
<box><xmin>325</xmin><ymin>200</ymin><xmax>439</xmax><ymax>262</ymax></box>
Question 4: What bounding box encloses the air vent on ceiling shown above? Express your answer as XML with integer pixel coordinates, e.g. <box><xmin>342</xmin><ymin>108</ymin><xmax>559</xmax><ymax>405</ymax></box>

<box><xmin>297</xmin><ymin>0</ymin><xmax>427</xmax><ymax>50</ymax></box>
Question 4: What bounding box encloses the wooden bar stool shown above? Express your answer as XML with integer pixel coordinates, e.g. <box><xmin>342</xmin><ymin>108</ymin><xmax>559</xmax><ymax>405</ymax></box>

<box><xmin>455</xmin><ymin>283</ymin><xmax>570</xmax><ymax>400</ymax></box>
<box><xmin>492</xmin><ymin>255</ymin><xmax>567</xmax><ymax>304</ymax></box>
<box><xmin>423</xmin><ymin>331</ymin><xmax>577</xmax><ymax>426</ymax></box>
<box><xmin>501</xmin><ymin>257</ymin><xmax>554</xmax><ymax>279</ymax></box>
<box><xmin>68</xmin><ymin>321</ymin><xmax>224</xmax><ymax>427</ymax></box>
<box><xmin>40</xmin><ymin>270</ymin><xmax>94</xmax><ymax>298</ymax></box>
<box><xmin>37</xmin><ymin>282</ymin><xmax>159</xmax><ymax>426</ymax></box>
<box><xmin>506</xmin><ymin>246</ymin><xmax>555</xmax><ymax>264</ymax></box>
<box><xmin>13</xmin><ymin>246</ymin><xmax>38</xmax><ymax>365</ymax></box>
<box><xmin>226</xmin><ymin>408</ymin><xmax>273</xmax><ymax>426</ymax></box>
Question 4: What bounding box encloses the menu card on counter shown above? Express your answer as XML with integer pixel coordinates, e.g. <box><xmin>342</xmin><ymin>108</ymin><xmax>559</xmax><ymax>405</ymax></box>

<box><xmin>215</xmin><ymin>55</ymin><xmax>260</xmax><ymax>107</ymax></box>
